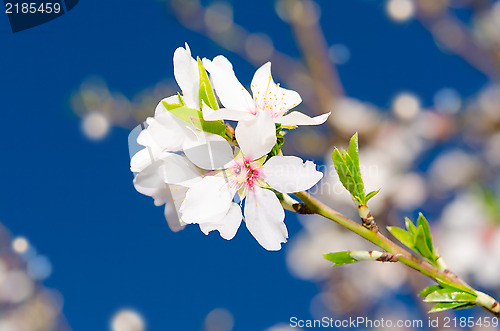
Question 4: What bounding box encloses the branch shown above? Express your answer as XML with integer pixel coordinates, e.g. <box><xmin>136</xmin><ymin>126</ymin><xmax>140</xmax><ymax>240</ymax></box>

<box><xmin>293</xmin><ymin>190</ymin><xmax>500</xmax><ymax>318</ymax></box>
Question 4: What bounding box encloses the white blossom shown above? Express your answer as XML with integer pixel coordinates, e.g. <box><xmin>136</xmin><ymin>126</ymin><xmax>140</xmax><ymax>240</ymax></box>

<box><xmin>180</xmin><ymin>128</ymin><xmax>323</xmax><ymax>251</ymax></box>
<box><xmin>201</xmin><ymin>56</ymin><xmax>330</xmax><ymax>152</ymax></box>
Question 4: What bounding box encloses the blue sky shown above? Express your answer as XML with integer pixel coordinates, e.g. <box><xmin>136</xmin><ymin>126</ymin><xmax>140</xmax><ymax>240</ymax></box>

<box><xmin>0</xmin><ymin>0</ymin><xmax>489</xmax><ymax>330</ymax></box>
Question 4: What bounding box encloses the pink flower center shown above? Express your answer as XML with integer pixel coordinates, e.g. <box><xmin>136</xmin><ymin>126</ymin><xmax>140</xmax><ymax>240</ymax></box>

<box><xmin>231</xmin><ymin>158</ymin><xmax>262</xmax><ymax>192</ymax></box>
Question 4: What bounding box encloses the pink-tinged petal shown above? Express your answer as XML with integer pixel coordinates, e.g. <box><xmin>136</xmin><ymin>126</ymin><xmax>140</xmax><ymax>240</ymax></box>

<box><xmin>277</xmin><ymin>111</ymin><xmax>331</xmax><ymax>126</ymax></box>
<box><xmin>182</xmin><ymin>128</ymin><xmax>234</xmax><ymax>170</ymax></box>
<box><xmin>202</xmin><ymin>102</ymin><xmax>254</xmax><ymax>122</ymax></box>
<box><xmin>261</xmin><ymin>156</ymin><xmax>323</xmax><ymax>193</ymax></box>
<box><xmin>199</xmin><ymin>202</ymin><xmax>242</xmax><ymax>240</ymax></box>
<box><xmin>244</xmin><ymin>186</ymin><xmax>287</xmax><ymax>251</ymax></box>
<box><xmin>235</xmin><ymin>110</ymin><xmax>276</xmax><ymax>160</ymax></box>
<box><xmin>158</xmin><ymin>153</ymin><xmax>203</xmax><ymax>187</ymax></box>
<box><xmin>180</xmin><ymin>176</ymin><xmax>236</xmax><ymax>224</ymax></box>
<box><xmin>173</xmin><ymin>43</ymin><xmax>200</xmax><ymax>109</ymax></box>
<box><xmin>203</xmin><ymin>56</ymin><xmax>254</xmax><ymax>113</ymax></box>
<box><xmin>251</xmin><ymin>62</ymin><xmax>302</xmax><ymax>116</ymax></box>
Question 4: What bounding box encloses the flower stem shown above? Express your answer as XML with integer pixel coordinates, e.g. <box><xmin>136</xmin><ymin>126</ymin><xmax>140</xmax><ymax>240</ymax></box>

<box><xmin>293</xmin><ymin>191</ymin><xmax>500</xmax><ymax>318</ymax></box>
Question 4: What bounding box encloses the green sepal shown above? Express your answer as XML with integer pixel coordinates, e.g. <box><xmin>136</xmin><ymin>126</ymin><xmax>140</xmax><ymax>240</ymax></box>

<box><xmin>266</xmin><ymin>124</ymin><xmax>285</xmax><ymax>160</ymax></box>
<box><xmin>177</xmin><ymin>92</ymin><xmax>186</xmax><ymax>106</ymax></box>
<box><xmin>197</xmin><ymin>57</ymin><xmax>218</xmax><ymax>110</ymax></box>
<box><xmin>324</xmin><ymin>251</ymin><xmax>358</xmax><ymax>267</ymax></box>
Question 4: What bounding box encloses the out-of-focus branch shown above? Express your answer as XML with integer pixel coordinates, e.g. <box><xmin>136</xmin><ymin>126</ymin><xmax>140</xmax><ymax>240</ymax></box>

<box><xmin>415</xmin><ymin>0</ymin><xmax>500</xmax><ymax>79</ymax></box>
<box><xmin>281</xmin><ymin>0</ymin><xmax>344</xmax><ymax>114</ymax></box>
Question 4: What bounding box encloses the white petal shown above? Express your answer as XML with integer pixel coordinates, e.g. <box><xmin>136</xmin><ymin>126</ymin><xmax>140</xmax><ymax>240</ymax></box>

<box><xmin>151</xmin><ymin>102</ymin><xmax>190</xmax><ymax>150</ymax></box>
<box><xmin>235</xmin><ymin>110</ymin><xmax>276</xmax><ymax>160</ymax></box>
<box><xmin>203</xmin><ymin>56</ymin><xmax>255</xmax><ymax>113</ymax></box>
<box><xmin>134</xmin><ymin>162</ymin><xmax>187</xmax><ymax>232</ymax></box>
<box><xmin>277</xmin><ymin>111</ymin><xmax>331</xmax><ymax>126</ymax></box>
<box><xmin>182</xmin><ymin>128</ymin><xmax>234</xmax><ymax>170</ymax></box>
<box><xmin>244</xmin><ymin>186</ymin><xmax>287</xmax><ymax>251</ymax></box>
<box><xmin>180</xmin><ymin>176</ymin><xmax>235</xmax><ymax>224</ymax></box>
<box><xmin>251</xmin><ymin>62</ymin><xmax>302</xmax><ymax>116</ymax></box>
<box><xmin>202</xmin><ymin>103</ymin><xmax>254</xmax><ymax>122</ymax></box>
<box><xmin>250</xmin><ymin>62</ymin><xmax>273</xmax><ymax>99</ymax></box>
<box><xmin>133</xmin><ymin>161</ymin><xmax>170</xmax><ymax>206</ymax></box>
<box><xmin>130</xmin><ymin>146</ymin><xmax>158</xmax><ymax>173</ymax></box>
<box><xmin>173</xmin><ymin>43</ymin><xmax>200</xmax><ymax>109</ymax></box>
<box><xmin>158</xmin><ymin>153</ymin><xmax>203</xmax><ymax>187</ymax></box>
<box><xmin>130</xmin><ymin>109</ymin><xmax>190</xmax><ymax>173</ymax></box>
<box><xmin>199</xmin><ymin>202</ymin><xmax>242</xmax><ymax>240</ymax></box>
<box><xmin>261</xmin><ymin>156</ymin><xmax>323</xmax><ymax>193</ymax></box>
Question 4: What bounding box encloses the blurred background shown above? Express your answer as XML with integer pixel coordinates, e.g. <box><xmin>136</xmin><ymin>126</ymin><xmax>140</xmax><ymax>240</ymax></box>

<box><xmin>2</xmin><ymin>0</ymin><xmax>500</xmax><ymax>330</ymax></box>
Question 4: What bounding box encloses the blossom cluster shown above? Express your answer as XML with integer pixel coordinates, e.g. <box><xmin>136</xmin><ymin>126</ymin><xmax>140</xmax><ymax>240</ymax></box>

<box><xmin>130</xmin><ymin>43</ymin><xmax>330</xmax><ymax>250</ymax></box>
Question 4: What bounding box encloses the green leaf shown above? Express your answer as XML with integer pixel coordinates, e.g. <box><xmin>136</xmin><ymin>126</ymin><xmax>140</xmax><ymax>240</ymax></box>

<box><xmin>424</xmin><ymin>289</ymin><xmax>477</xmax><ymax>303</ymax></box>
<box><xmin>163</xmin><ymin>102</ymin><xmax>183</xmax><ymax>111</ymax></box>
<box><xmin>365</xmin><ymin>189</ymin><xmax>380</xmax><ymax>202</ymax></box>
<box><xmin>343</xmin><ymin>152</ymin><xmax>365</xmax><ymax>199</ymax></box>
<box><xmin>331</xmin><ymin>133</ymin><xmax>380</xmax><ymax>205</ymax></box>
<box><xmin>348</xmin><ymin>132</ymin><xmax>360</xmax><ymax>171</ymax></box>
<box><xmin>417</xmin><ymin>213</ymin><xmax>435</xmax><ymax>256</ymax></box>
<box><xmin>420</xmin><ymin>283</ymin><xmax>477</xmax><ymax>313</ymax></box>
<box><xmin>414</xmin><ymin>225</ymin><xmax>434</xmax><ymax>260</ymax></box>
<box><xmin>405</xmin><ymin>217</ymin><xmax>418</xmax><ymax>236</ymax></box>
<box><xmin>428</xmin><ymin>302</ymin><xmax>470</xmax><ymax>313</ymax></box>
<box><xmin>197</xmin><ymin>57</ymin><xmax>218</xmax><ymax>110</ymax></box>
<box><xmin>391</xmin><ymin>214</ymin><xmax>441</xmax><ymax>266</ymax></box>
<box><xmin>452</xmin><ymin>303</ymin><xmax>477</xmax><ymax>310</ymax></box>
<box><xmin>324</xmin><ymin>252</ymin><xmax>358</xmax><ymax>267</ymax></box>
<box><xmin>332</xmin><ymin>149</ymin><xmax>355</xmax><ymax>193</ymax></box>
<box><xmin>419</xmin><ymin>285</ymin><xmax>442</xmax><ymax>297</ymax></box>
<box><xmin>387</xmin><ymin>226</ymin><xmax>414</xmax><ymax>250</ymax></box>
<box><xmin>435</xmin><ymin>279</ymin><xmax>477</xmax><ymax>296</ymax></box>
<box><xmin>162</xmin><ymin>102</ymin><xmax>227</xmax><ymax>137</ymax></box>
<box><xmin>332</xmin><ymin>150</ymin><xmax>364</xmax><ymax>201</ymax></box>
